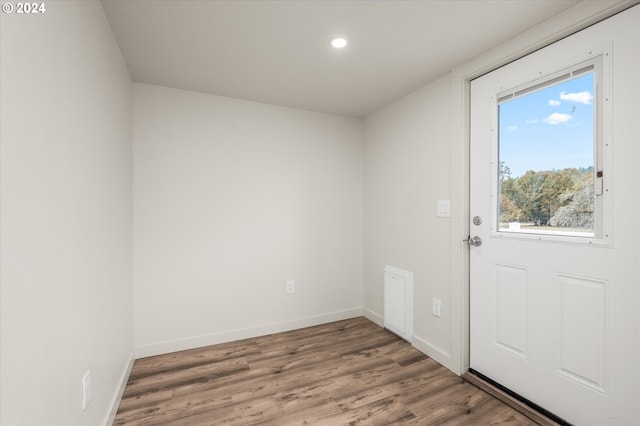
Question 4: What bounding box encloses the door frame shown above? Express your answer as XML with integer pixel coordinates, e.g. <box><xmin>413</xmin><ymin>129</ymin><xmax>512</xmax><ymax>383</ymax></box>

<box><xmin>447</xmin><ymin>0</ymin><xmax>636</xmax><ymax>376</ymax></box>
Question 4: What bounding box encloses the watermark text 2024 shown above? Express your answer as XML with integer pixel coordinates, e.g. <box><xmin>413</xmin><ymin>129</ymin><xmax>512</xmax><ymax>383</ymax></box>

<box><xmin>2</xmin><ymin>3</ymin><xmax>46</xmax><ymax>14</ymax></box>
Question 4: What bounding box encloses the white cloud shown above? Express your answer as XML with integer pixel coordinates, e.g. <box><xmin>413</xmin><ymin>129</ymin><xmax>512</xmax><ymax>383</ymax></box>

<box><xmin>548</xmin><ymin>99</ymin><xmax>561</xmax><ymax>106</ymax></box>
<box><xmin>543</xmin><ymin>112</ymin><xmax>573</xmax><ymax>125</ymax></box>
<box><xmin>525</xmin><ymin>119</ymin><xmax>538</xmax><ymax>124</ymax></box>
<box><xmin>560</xmin><ymin>91</ymin><xmax>593</xmax><ymax>105</ymax></box>
<box><xmin>507</xmin><ymin>125</ymin><xmax>518</xmax><ymax>131</ymax></box>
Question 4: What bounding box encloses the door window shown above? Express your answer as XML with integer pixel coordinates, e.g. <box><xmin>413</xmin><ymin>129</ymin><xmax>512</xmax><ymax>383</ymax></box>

<box><xmin>495</xmin><ymin>58</ymin><xmax>605</xmax><ymax>241</ymax></box>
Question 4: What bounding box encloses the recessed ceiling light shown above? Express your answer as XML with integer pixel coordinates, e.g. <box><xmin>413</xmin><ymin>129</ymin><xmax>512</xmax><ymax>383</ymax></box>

<box><xmin>331</xmin><ymin>37</ymin><xmax>348</xmax><ymax>49</ymax></box>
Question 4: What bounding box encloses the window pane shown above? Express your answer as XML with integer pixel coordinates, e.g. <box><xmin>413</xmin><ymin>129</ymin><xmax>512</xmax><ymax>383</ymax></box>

<box><xmin>498</xmin><ymin>72</ymin><xmax>595</xmax><ymax>235</ymax></box>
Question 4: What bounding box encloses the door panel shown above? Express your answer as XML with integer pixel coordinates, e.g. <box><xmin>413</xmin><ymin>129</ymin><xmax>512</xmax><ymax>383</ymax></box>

<box><xmin>469</xmin><ymin>6</ymin><xmax>639</xmax><ymax>425</ymax></box>
<box><xmin>555</xmin><ymin>274</ymin><xmax>606</xmax><ymax>393</ymax></box>
<box><xmin>494</xmin><ymin>264</ymin><xmax>527</xmax><ymax>357</ymax></box>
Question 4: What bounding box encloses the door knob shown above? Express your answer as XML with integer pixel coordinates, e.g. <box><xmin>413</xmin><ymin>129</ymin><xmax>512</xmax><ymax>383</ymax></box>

<box><xmin>465</xmin><ymin>236</ymin><xmax>482</xmax><ymax>247</ymax></box>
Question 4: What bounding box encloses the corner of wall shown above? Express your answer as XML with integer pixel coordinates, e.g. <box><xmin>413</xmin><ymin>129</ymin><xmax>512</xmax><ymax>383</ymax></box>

<box><xmin>363</xmin><ymin>308</ymin><xmax>383</xmax><ymax>327</ymax></box>
<box><xmin>104</xmin><ymin>353</ymin><xmax>136</xmax><ymax>426</ymax></box>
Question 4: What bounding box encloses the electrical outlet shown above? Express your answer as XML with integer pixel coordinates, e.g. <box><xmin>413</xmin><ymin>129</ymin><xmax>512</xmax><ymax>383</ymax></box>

<box><xmin>432</xmin><ymin>298</ymin><xmax>442</xmax><ymax>318</ymax></box>
<box><xmin>81</xmin><ymin>370</ymin><xmax>92</xmax><ymax>410</ymax></box>
<box><xmin>286</xmin><ymin>280</ymin><xmax>295</xmax><ymax>294</ymax></box>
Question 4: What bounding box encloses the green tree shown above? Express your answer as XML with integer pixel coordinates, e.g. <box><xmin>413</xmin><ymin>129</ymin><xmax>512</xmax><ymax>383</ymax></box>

<box><xmin>499</xmin><ymin>161</ymin><xmax>525</xmax><ymax>223</ymax></box>
<box><xmin>550</xmin><ymin>172</ymin><xmax>594</xmax><ymax>229</ymax></box>
<box><xmin>499</xmin><ymin>166</ymin><xmax>590</xmax><ymax>227</ymax></box>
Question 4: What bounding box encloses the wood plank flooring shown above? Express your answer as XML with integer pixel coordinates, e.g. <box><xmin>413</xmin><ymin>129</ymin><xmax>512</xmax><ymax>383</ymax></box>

<box><xmin>114</xmin><ymin>317</ymin><xmax>537</xmax><ymax>425</ymax></box>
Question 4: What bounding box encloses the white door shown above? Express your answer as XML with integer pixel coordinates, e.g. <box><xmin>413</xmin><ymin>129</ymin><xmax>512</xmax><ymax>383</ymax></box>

<box><xmin>470</xmin><ymin>6</ymin><xmax>639</xmax><ymax>425</ymax></box>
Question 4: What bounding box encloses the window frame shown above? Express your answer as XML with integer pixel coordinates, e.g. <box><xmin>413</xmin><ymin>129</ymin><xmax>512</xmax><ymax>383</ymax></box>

<box><xmin>488</xmin><ymin>51</ymin><xmax>611</xmax><ymax>247</ymax></box>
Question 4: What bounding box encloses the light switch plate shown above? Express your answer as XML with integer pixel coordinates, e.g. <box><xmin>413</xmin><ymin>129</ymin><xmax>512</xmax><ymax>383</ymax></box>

<box><xmin>437</xmin><ymin>200</ymin><xmax>451</xmax><ymax>218</ymax></box>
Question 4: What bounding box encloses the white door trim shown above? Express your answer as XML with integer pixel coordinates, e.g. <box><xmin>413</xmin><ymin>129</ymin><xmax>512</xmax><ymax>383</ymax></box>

<box><xmin>447</xmin><ymin>0</ymin><xmax>636</xmax><ymax>375</ymax></box>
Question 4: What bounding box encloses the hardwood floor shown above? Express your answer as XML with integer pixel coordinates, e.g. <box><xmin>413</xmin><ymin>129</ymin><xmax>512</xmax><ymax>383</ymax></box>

<box><xmin>115</xmin><ymin>317</ymin><xmax>537</xmax><ymax>425</ymax></box>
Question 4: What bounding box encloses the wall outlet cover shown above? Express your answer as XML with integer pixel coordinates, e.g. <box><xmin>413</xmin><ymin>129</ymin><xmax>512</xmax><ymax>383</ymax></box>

<box><xmin>432</xmin><ymin>298</ymin><xmax>442</xmax><ymax>318</ymax></box>
<box><xmin>82</xmin><ymin>370</ymin><xmax>92</xmax><ymax>410</ymax></box>
<box><xmin>286</xmin><ymin>280</ymin><xmax>295</xmax><ymax>294</ymax></box>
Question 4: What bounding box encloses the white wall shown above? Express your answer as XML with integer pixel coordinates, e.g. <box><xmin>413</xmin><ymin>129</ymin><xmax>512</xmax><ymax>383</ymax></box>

<box><xmin>2</xmin><ymin>2</ymin><xmax>632</xmax><ymax>424</ymax></box>
<box><xmin>364</xmin><ymin>75</ymin><xmax>455</xmax><ymax>368</ymax></box>
<box><xmin>133</xmin><ymin>84</ymin><xmax>363</xmax><ymax>356</ymax></box>
<box><xmin>0</xmin><ymin>2</ymin><xmax>133</xmax><ymax>425</ymax></box>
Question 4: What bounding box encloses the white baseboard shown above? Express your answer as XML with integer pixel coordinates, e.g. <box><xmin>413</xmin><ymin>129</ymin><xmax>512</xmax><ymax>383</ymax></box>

<box><xmin>412</xmin><ymin>333</ymin><xmax>455</xmax><ymax>373</ymax></box>
<box><xmin>364</xmin><ymin>310</ymin><xmax>457</xmax><ymax>374</ymax></box>
<box><xmin>363</xmin><ymin>307</ymin><xmax>383</xmax><ymax>327</ymax></box>
<box><xmin>104</xmin><ymin>353</ymin><xmax>135</xmax><ymax>426</ymax></box>
<box><xmin>134</xmin><ymin>307</ymin><xmax>364</xmax><ymax>359</ymax></box>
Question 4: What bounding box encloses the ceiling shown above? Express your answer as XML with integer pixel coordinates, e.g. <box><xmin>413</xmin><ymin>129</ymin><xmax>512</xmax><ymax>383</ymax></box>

<box><xmin>101</xmin><ymin>0</ymin><xmax>584</xmax><ymax>118</ymax></box>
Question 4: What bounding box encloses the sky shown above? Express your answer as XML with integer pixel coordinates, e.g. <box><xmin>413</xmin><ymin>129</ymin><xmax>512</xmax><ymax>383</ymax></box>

<box><xmin>498</xmin><ymin>72</ymin><xmax>594</xmax><ymax>178</ymax></box>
